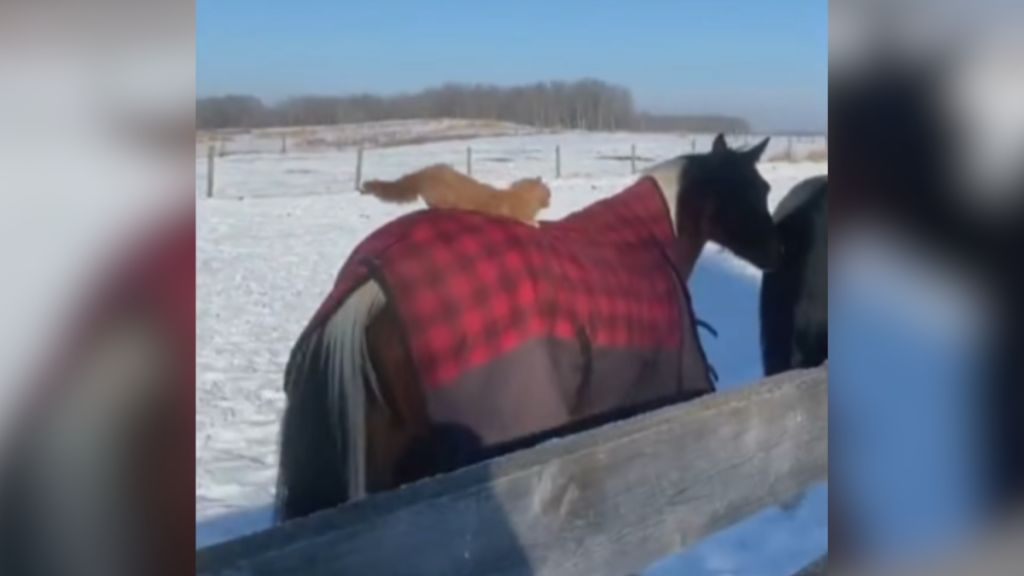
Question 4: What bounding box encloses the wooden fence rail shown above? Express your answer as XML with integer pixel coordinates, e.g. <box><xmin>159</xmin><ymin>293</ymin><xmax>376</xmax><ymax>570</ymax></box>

<box><xmin>196</xmin><ymin>366</ymin><xmax>827</xmax><ymax>576</ymax></box>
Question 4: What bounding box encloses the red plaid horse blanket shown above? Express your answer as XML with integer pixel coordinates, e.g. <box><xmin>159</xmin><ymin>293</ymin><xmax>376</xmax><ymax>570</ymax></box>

<box><xmin>304</xmin><ymin>176</ymin><xmax>713</xmax><ymax>448</ymax></box>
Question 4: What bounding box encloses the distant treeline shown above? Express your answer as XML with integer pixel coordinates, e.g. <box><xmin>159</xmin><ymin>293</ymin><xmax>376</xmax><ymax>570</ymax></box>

<box><xmin>197</xmin><ymin>78</ymin><xmax>751</xmax><ymax>134</ymax></box>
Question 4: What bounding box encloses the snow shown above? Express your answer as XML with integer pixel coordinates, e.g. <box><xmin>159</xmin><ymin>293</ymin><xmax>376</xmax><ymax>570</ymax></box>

<box><xmin>196</xmin><ymin>128</ymin><xmax>827</xmax><ymax>199</ymax></box>
<box><xmin>198</xmin><ymin>129</ymin><xmax>899</xmax><ymax>575</ymax></box>
<box><xmin>197</xmin><ymin>118</ymin><xmax>546</xmax><ymax>157</ymax></box>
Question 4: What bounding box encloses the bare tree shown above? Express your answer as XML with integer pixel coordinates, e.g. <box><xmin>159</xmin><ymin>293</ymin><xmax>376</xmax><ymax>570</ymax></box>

<box><xmin>196</xmin><ymin>79</ymin><xmax>750</xmax><ymax>134</ymax></box>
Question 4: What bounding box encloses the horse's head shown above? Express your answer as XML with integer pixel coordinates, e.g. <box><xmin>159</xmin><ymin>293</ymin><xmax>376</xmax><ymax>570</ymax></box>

<box><xmin>686</xmin><ymin>133</ymin><xmax>781</xmax><ymax>271</ymax></box>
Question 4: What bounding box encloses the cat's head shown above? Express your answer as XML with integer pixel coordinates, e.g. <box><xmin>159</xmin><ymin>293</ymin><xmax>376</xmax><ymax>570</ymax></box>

<box><xmin>510</xmin><ymin>177</ymin><xmax>551</xmax><ymax>208</ymax></box>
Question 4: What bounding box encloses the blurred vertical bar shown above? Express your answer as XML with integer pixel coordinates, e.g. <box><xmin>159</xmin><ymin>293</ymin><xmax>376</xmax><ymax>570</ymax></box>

<box><xmin>829</xmin><ymin>0</ymin><xmax>1024</xmax><ymax>572</ymax></box>
<box><xmin>0</xmin><ymin>2</ymin><xmax>195</xmax><ymax>576</ymax></box>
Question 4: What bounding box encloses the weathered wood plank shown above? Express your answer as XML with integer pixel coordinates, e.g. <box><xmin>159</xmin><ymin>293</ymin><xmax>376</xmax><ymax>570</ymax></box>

<box><xmin>197</xmin><ymin>367</ymin><xmax>828</xmax><ymax>576</ymax></box>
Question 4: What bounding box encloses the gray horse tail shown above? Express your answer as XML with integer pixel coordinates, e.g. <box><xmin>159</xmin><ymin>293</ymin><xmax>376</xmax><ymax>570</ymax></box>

<box><xmin>274</xmin><ymin>280</ymin><xmax>386</xmax><ymax>522</ymax></box>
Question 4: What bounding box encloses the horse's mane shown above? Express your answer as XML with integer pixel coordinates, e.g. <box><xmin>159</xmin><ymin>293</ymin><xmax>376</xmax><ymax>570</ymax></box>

<box><xmin>640</xmin><ymin>155</ymin><xmax>688</xmax><ymax>234</ymax></box>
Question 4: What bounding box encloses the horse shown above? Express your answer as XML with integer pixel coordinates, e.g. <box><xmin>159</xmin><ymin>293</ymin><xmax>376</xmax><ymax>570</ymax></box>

<box><xmin>759</xmin><ymin>175</ymin><xmax>828</xmax><ymax>378</ymax></box>
<box><xmin>274</xmin><ymin>133</ymin><xmax>783</xmax><ymax>523</ymax></box>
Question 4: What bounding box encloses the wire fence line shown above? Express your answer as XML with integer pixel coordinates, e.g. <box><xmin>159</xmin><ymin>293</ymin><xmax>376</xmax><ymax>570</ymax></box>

<box><xmin>198</xmin><ymin>133</ymin><xmax>827</xmax><ymax>200</ymax></box>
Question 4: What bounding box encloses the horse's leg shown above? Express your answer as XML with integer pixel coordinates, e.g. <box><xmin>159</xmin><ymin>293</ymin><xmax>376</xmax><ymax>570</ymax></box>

<box><xmin>759</xmin><ymin>266</ymin><xmax>799</xmax><ymax>376</ymax></box>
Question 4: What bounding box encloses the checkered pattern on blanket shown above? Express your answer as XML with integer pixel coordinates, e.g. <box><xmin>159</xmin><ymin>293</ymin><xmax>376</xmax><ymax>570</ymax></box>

<box><xmin>304</xmin><ymin>177</ymin><xmax>690</xmax><ymax>390</ymax></box>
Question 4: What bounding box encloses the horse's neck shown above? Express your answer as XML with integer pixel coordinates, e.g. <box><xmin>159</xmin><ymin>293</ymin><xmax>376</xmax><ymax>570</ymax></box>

<box><xmin>641</xmin><ymin>156</ymin><xmax>707</xmax><ymax>280</ymax></box>
<box><xmin>640</xmin><ymin>156</ymin><xmax>715</xmax><ymax>394</ymax></box>
<box><xmin>642</xmin><ymin>157</ymin><xmax>685</xmax><ymax>231</ymax></box>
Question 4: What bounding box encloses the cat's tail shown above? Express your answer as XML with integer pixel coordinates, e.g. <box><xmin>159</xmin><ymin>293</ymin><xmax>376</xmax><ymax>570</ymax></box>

<box><xmin>359</xmin><ymin>178</ymin><xmax>421</xmax><ymax>204</ymax></box>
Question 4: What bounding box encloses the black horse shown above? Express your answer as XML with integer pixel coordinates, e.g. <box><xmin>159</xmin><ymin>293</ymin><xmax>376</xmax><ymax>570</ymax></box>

<box><xmin>759</xmin><ymin>175</ymin><xmax>827</xmax><ymax>377</ymax></box>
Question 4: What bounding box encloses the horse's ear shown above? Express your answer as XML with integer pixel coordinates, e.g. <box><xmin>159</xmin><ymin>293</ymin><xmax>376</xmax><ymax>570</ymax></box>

<box><xmin>711</xmin><ymin>133</ymin><xmax>729</xmax><ymax>153</ymax></box>
<box><xmin>744</xmin><ymin>137</ymin><xmax>771</xmax><ymax>162</ymax></box>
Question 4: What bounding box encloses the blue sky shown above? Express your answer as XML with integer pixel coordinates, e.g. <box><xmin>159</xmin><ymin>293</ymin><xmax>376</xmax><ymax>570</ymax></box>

<box><xmin>197</xmin><ymin>0</ymin><xmax>826</xmax><ymax>131</ymax></box>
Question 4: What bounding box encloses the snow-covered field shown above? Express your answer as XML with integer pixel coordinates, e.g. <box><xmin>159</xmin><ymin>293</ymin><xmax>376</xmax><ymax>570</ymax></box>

<box><xmin>197</xmin><ymin>129</ymin><xmax>983</xmax><ymax>574</ymax></box>
<box><xmin>196</xmin><ymin>128</ymin><xmax>827</xmax><ymax>199</ymax></box>
<box><xmin>197</xmin><ymin>118</ymin><xmax>548</xmax><ymax>157</ymax></box>
<box><xmin>197</xmin><ymin>119</ymin><xmax>826</xmax><ymax>161</ymax></box>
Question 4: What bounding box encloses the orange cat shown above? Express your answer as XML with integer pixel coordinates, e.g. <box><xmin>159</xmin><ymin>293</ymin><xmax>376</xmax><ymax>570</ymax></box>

<box><xmin>359</xmin><ymin>164</ymin><xmax>551</xmax><ymax>226</ymax></box>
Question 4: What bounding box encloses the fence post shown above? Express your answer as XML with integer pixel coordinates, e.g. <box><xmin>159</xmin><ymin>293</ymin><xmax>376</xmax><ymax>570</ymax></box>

<box><xmin>466</xmin><ymin>146</ymin><xmax>473</xmax><ymax>176</ymax></box>
<box><xmin>630</xmin><ymin>143</ymin><xmax>637</xmax><ymax>174</ymax></box>
<box><xmin>206</xmin><ymin>145</ymin><xmax>215</xmax><ymax>198</ymax></box>
<box><xmin>555</xmin><ymin>145</ymin><xmax>561</xmax><ymax>179</ymax></box>
<box><xmin>691</xmin><ymin>138</ymin><xmax>696</xmax><ymax>152</ymax></box>
<box><xmin>787</xmin><ymin>136</ymin><xmax>794</xmax><ymax>160</ymax></box>
<box><xmin>280</xmin><ymin>135</ymin><xmax>287</xmax><ymax>154</ymax></box>
<box><xmin>354</xmin><ymin>146</ymin><xmax>364</xmax><ymax>190</ymax></box>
